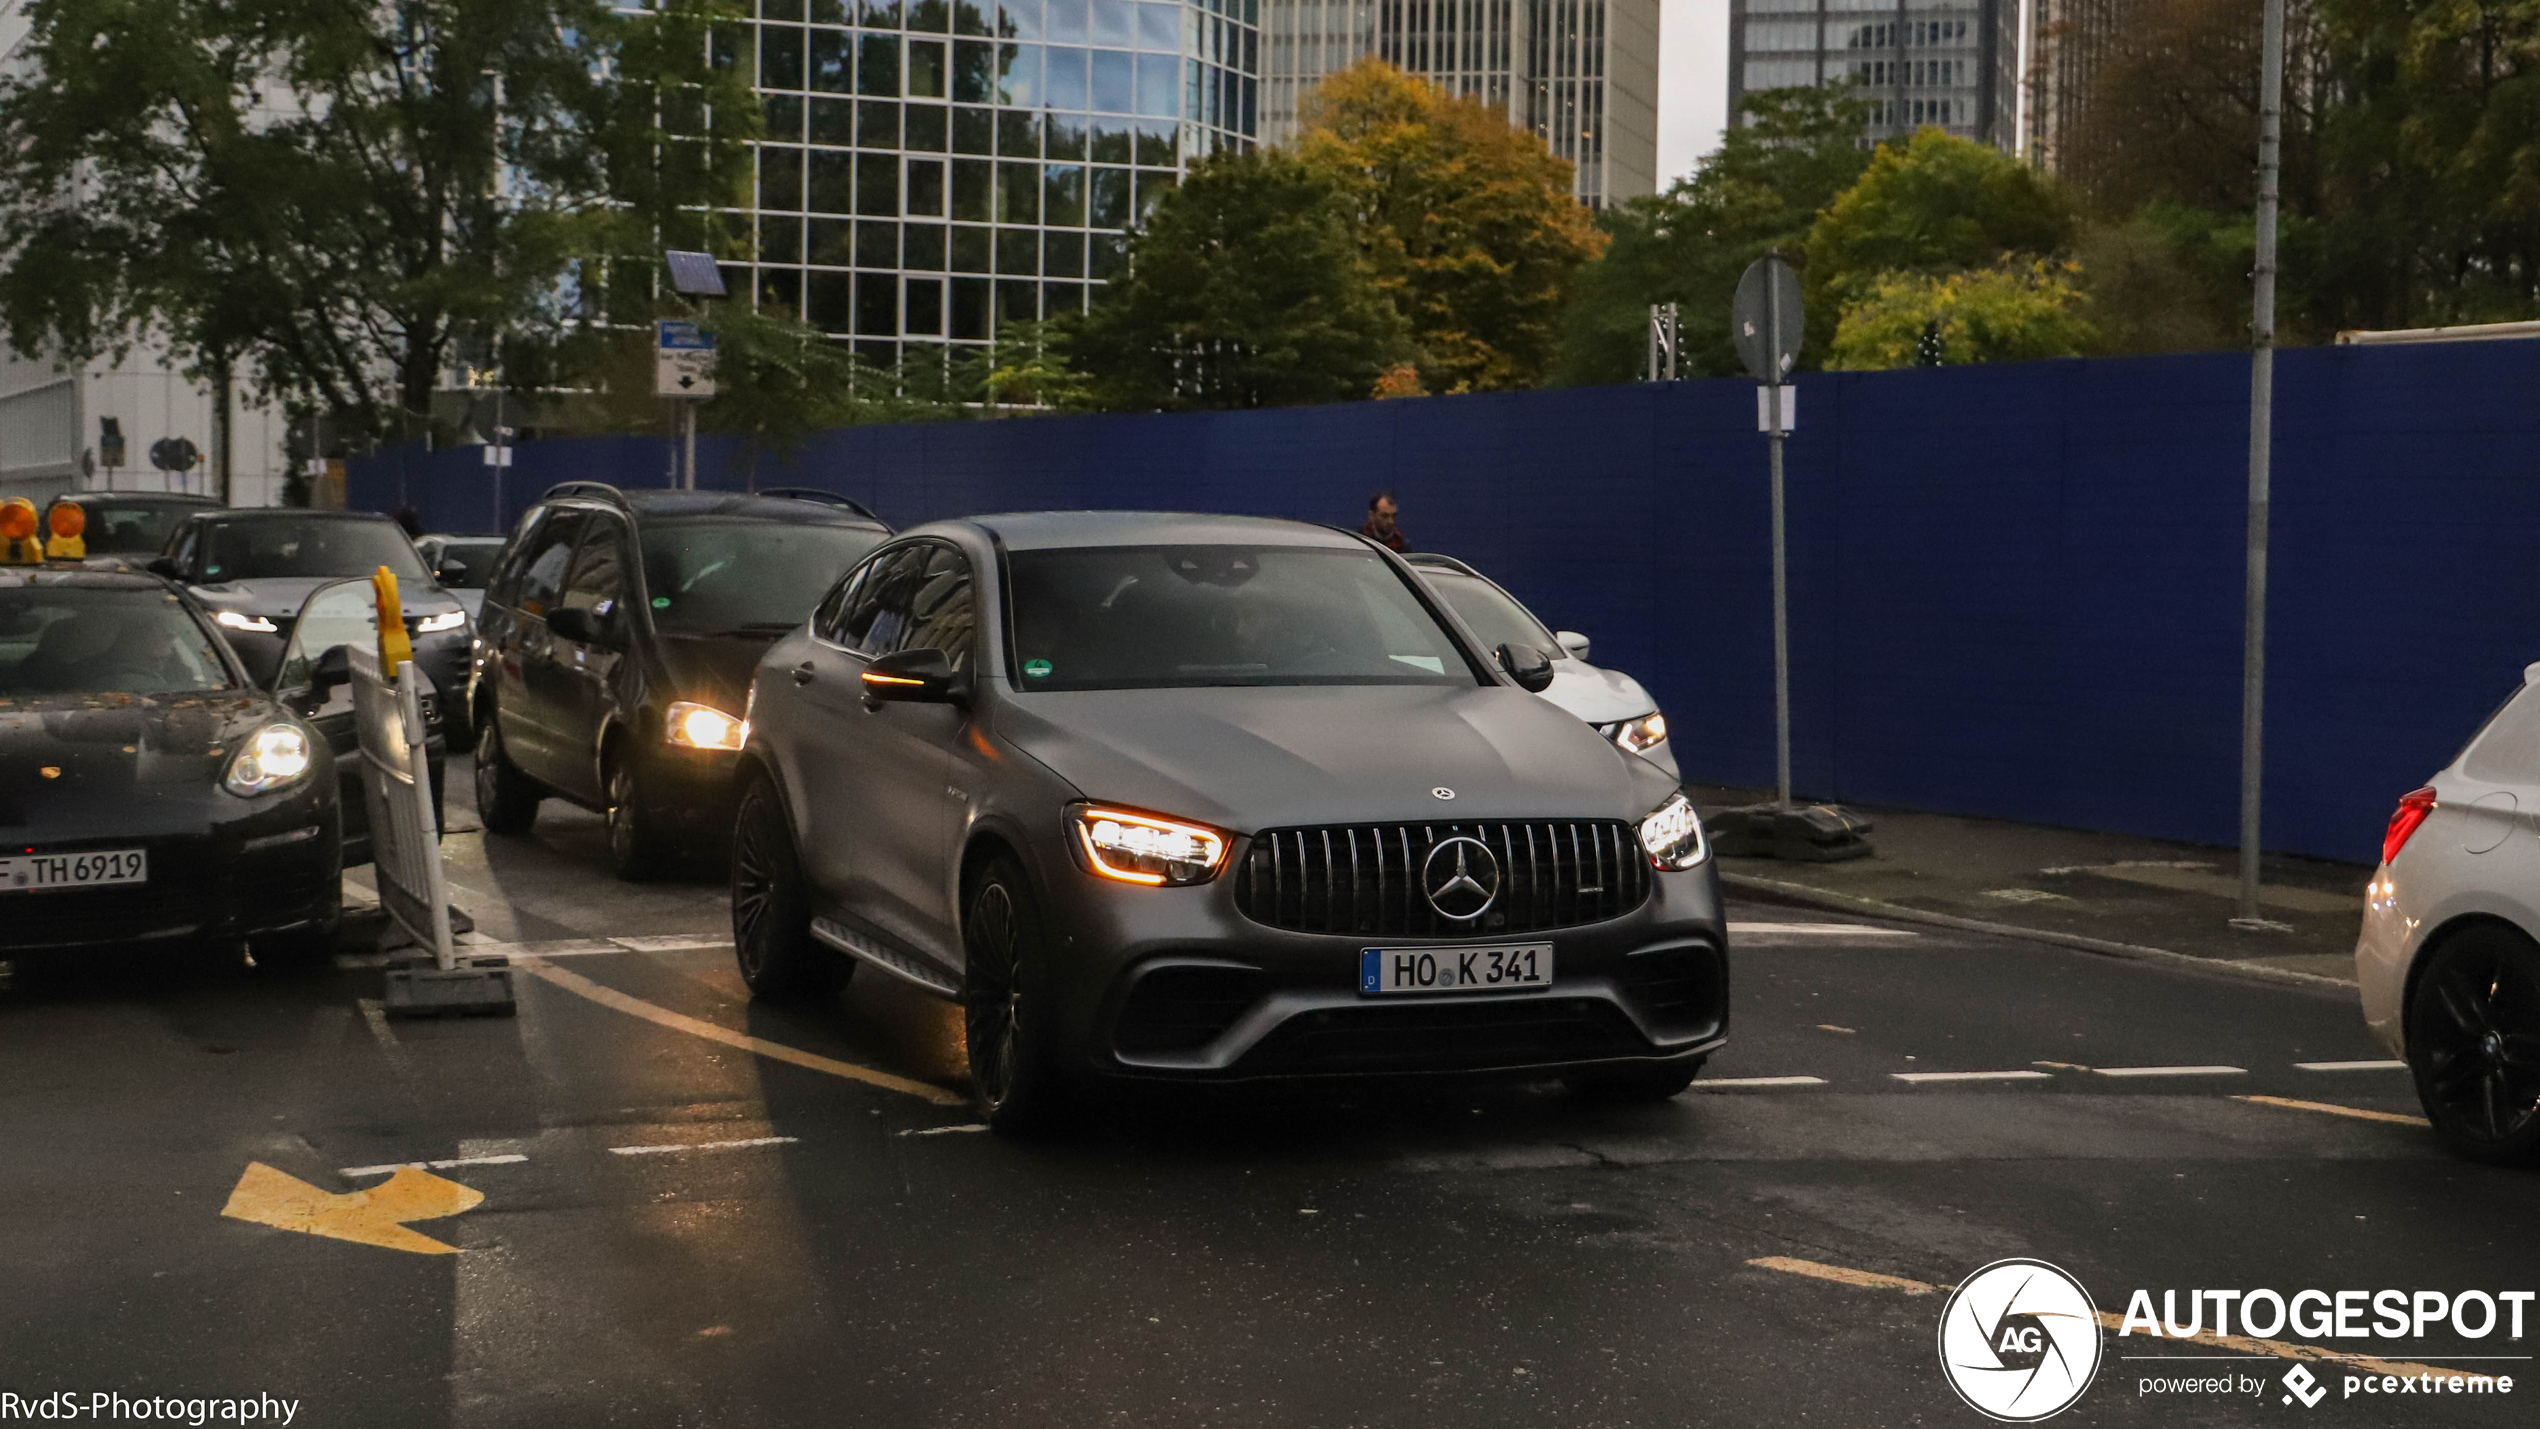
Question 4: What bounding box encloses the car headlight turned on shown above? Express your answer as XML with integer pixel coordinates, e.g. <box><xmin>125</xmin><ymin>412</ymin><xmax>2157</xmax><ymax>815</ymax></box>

<box><xmin>215</xmin><ymin>610</ymin><xmax>279</xmax><ymax>634</ymax></box>
<box><xmin>224</xmin><ymin>723</ymin><xmax>315</xmax><ymax>796</ymax></box>
<box><xmin>1639</xmin><ymin>791</ymin><xmax>1709</xmax><ymax>870</ymax></box>
<box><xmin>414</xmin><ymin>610</ymin><xmax>467</xmax><ymax>634</ymax></box>
<box><xmin>1071</xmin><ymin>804</ymin><xmax>1229</xmax><ymax>886</ymax></box>
<box><xmin>1612</xmin><ymin>711</ymin><xmax>1668</xmax><ymax>753</ymax></box>
<box><xmin>666</xmin><ymin>701</ymin><xmax>747</xmax><ymax>751</ymax></box>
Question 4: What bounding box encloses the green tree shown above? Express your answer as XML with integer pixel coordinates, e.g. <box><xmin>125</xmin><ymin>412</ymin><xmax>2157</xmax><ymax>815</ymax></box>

<box><xmin>0</xmin><ymin>0</ymin><xmax>757</xmax><ymax>449</ymax></box>
<box><xmin>1295</xmin><ymin>59</ymin><xmax>1605</xmax><ymax>392</ymax></box>
<box><xmin>1553</xmin><ymin>84</ymin><xmax>1874</xmax><ymax>383</ymax></box>
<box><xmin>1827</xmin><ymin>259</ymin><xmax>2097</xmax><ymax>369</ymax></box>
<box><xmin>1803</xmin><ymin>128</ymin><xmax>2075</xmax><ymax>356</ymax></box>
<box><xmin>1071</xmin><ymin>151</ymin><xmax>1410</xmax><ymax>411</ymax></box>
<box><xmin>2303</xmin><ymin>0</ymin><xmax>2540</xmax><ymax>330</ymax></box>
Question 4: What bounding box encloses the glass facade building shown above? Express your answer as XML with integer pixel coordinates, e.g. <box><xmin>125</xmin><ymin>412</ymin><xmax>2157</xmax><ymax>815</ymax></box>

<box><xmin>1728</xmin><ymin>0</ymin><xmax>2016</xmax><ymax>151</ymax></box>
<box><xmin>1258</xmin><ymin>0</ymin><xmax>1658</xmax><ymax>207</ymax></box>
<box><xmin>729</xmin><ymin>0</ymin><xmax>1262</xmax><ymax>362</ymax></box>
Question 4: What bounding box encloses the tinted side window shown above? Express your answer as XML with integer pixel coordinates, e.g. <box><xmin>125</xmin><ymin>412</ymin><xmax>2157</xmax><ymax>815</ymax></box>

<box><xmin>811</xmin><ymin>563</ymin><xmax>869</xmax><ymax>645</ymax></box>
<box><xmin>513</xmin><ymin>510</ymin><xmax>590</xmax><ymax>616</ymax></box>
<box><xmin>833</xmin><ymin>545</ymin><xmax>924</xmax><ymax>656</ymax></box>
<box><xmin>485</xmin><ymin>508</ymin><xmax>549</xmax><ymax>607</ymax></box>
<box><xmin>898</xmin><ymin>545</ymin><xmax>977</xmax><ymax>670</ymax></box>
<box><xmin>561</xmin><ymin>517</ymin><xmax>630</xmax><ymax>617</ymax></box>
<box><xmin>168</xmin><ymin>522</ymin><xmax>202</xmax><ymax>573</ymax></box>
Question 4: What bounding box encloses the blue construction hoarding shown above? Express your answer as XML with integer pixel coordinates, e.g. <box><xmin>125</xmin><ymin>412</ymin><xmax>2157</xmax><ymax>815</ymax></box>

<box><xmin>352</xmin><ymin>339</ymin><xmax>2540</xmax><ymax>864</ymax></box>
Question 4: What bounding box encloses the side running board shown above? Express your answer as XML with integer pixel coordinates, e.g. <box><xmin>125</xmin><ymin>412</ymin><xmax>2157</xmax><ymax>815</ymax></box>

<box><xmin>810</xmin><ymin>918</ymin><xmax>960</xmax><ymax>999</ymax></box>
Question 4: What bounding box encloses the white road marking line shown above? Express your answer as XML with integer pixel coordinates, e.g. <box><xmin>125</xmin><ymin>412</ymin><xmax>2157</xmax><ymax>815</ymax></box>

<box><xmin>897</xmin><ymin>1124</ymin><xmax>990</xmax><ymax>1136</ymax></box>
<box><xmin>2091</xmin><ymin>1064</ymin><xmax>2247</xmax><ymax>1078</ymax></box>
<box><xmin>339</xmin><ymin>1154</ymin><xmax>529</xmax><ymax>1178</ymax></box>
<box><xmin>1890</xmin><ymin>1069</ymin><xmax>2054</xmax><ymax>1083</ymax></box>
<box><xmin>2294</xmin><ymin>1059</ymin><xmax>2408</xmax><ymax>1072</ymax></box>
<box><xmin>608</xmin><ymin>1136</ymin><xmax>800</xmax><ymax>1157</ymax></box>
<box><xmin>1726</xmin><ymin>922</ymin><xmax>1918</xmax><ymax>937</ymax></box>
<box><xmin>1688</xmin><ymin>1075</ymin><xmax>1829</xmax><ymax>1089</ymax></box>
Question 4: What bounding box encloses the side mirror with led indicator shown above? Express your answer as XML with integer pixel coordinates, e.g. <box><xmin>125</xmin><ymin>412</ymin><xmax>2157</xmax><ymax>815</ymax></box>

<box><xmin>860</xmin><ymin>647</ymin><xmax>967</xmax><ymax>708</ymax></box>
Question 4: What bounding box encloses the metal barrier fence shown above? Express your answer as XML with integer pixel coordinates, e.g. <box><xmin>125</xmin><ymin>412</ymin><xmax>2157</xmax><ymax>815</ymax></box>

<box><xmin>349</xmin><ymin>644</ymin><xmax>454</xmax><ymax>968</ymax></box>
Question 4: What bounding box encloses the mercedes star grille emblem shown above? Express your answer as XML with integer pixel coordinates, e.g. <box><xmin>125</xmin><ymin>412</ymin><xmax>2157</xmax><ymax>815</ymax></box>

<box><xmin>1431</xmin><ymin>787</ymin><xmax>1455</xmax><ymax>800</ymax></box>
<box><xmin>1421</xmin><ymin>836</ymin><xmax>1501</xmax><ymax>921</ymax></box>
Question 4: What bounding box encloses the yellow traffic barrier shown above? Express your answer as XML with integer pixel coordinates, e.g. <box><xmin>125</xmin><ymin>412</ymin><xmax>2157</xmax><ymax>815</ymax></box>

<box><xmin>43</xmin><ymin>499</ymin><xmax>85</xmax><ymax>560</ymax></box>
<box><xmin>372</xmin><ymin>565</ymin><xmax>412</xmax><ymax>672</ymax></box>
<box><xmin>0</xmin><ymin>498</ymin><xmax>40</xmax><ymax>564</ymax></box>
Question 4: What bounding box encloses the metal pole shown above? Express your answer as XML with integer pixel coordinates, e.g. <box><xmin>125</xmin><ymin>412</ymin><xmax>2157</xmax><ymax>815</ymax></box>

<box><xmin>491</xmin><ymin>380</ymin><xmax>505</xmax><ymax>531</ymax></box>
<box><xmin>1767</xmin><ymin>280</ymin><xmax>1793</xmax><ymax>813</ymax></box>
<box><xmin>2239</xmin><ymin>0</ymin><xmax>2286</xmax><ymax>924</ymax></box>
<box><xmin>680</xmin><ymin>400</ymin><xmax>697</xmax><ymax>490</ymax></box>
<box><xmin>213</xmin><ymin>353</ymin><xmax>233</xmax><ymax>506</ymax></box>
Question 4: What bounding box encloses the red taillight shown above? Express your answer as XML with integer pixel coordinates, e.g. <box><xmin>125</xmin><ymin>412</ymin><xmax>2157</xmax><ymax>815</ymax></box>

<box><xmin>2382</xmin><ymin>786</ymin><xmax>2438</xmax><ymax>866</ymax></box>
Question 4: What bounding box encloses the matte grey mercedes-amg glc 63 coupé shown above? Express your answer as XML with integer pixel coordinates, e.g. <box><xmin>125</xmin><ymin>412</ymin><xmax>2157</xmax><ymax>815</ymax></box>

<box><xmin>730</xmin><ymin>513</ymin><xmax>1727</xmax><ymax>1129</ymax></box>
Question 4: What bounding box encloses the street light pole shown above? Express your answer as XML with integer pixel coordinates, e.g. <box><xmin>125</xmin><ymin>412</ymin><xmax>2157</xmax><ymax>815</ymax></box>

<box><xmin>2239</xmin><ymin>0</ymin><xmax>2286</xmax><ymax>926</ymax></box>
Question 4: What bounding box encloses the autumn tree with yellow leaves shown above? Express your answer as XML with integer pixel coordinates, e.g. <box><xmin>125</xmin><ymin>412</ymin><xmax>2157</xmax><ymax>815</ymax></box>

<box><xmin>1294</xmin><ymin>59</ymin><xmax>1607</xmax><ymax>393</ymax></box>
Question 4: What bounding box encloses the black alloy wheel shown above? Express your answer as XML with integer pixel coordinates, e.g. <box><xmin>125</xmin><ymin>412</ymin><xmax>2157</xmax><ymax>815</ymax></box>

<box><xmin>2407</xmin><ymin>923</ymin><xmax>2540</xmax><ymax>1166</ymax></box>
<box><xmin>962</xmin><ymin>856</ymin><xmax>1065</xmax><ymax>1132</ymax></box>
<box><xmin>604</xmin><ymin>754</ymin><xmax>670</xmax><ymax>882</ymax></box>
<box><xmin>730</xmin><ymin>775</ymin><xmax>846</xmax><ymax>1000</ymax></box>
<box><xmin>1564</xmin><ymin>1058</ymin><xmax>1704</xmax><ymax>1103</ymax></box>
<box><xmin>472</xmin><ymin>707</ymin><xmax>541</xmax><ymax>834</ymax></box>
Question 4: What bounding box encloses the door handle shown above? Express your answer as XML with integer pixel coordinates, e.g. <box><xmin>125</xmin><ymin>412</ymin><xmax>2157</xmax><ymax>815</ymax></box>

<box><xmin>791</xmin><ymin>661</ymin><xmax>816</xmax><ymax>686</ymax></box>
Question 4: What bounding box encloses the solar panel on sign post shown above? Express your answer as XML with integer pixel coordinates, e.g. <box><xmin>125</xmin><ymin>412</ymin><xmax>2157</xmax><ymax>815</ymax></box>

<box><xmin>664</xmin><ymin>250</ymin><xmax>728</xmax><ymax>297</ymax></box>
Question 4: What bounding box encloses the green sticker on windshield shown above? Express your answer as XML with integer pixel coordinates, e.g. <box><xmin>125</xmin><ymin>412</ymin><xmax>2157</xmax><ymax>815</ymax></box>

<box><xmin>1023</xmin><ymin>658</ymin><xmax>1053</xmax><ymax>678</ymax></box>
<box><xmin>652</xmin><ymin>596</ymin><xmax>671</xmax><ymax>609</ymax></box>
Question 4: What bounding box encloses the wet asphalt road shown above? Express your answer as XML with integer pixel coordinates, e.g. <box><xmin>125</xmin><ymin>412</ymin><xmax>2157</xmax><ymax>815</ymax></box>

<box><xmin>2</xmin><ymin>770</ymin><xmax>2534</xmax><ymax>1428</ymax></box>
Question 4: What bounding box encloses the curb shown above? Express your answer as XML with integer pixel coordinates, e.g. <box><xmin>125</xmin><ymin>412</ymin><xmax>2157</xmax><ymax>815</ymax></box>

<box><xmin>1718</xmin><ymin>870</ymin><xmax>2360</xmax><ymax>993</ymax></box>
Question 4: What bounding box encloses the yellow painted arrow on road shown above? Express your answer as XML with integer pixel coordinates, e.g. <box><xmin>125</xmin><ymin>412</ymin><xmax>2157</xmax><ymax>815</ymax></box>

<box><xmin>220</xmin><ymin>1162</ymin><xmax>483</xmax><ymax>1255</ymax></box>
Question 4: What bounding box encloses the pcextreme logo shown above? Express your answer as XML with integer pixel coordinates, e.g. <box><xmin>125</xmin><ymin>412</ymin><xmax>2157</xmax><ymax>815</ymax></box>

<box><xmin>1937</xmin><ymin>1259</ymin><xmax>2105</xmax><ymax>1422</ymax></box>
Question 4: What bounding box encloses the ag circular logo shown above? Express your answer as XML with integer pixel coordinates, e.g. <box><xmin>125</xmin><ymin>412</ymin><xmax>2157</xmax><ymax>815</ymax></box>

<box><xmin>1937</xmin><ymin>1258</ymin><xmax>2102</xmax><ymax>1421</ymax></box>
<box><xmin>1420</xmin><ymin>836</ymin><xmax>1500</xmax><ymax>920</ymax></box>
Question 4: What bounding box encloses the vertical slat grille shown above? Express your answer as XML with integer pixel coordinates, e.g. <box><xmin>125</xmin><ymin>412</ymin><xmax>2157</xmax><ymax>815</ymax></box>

<box><xmin>1232</xmin><ymin>820</ymin><xmax>1649</xmax><ymax>936</ymax></box>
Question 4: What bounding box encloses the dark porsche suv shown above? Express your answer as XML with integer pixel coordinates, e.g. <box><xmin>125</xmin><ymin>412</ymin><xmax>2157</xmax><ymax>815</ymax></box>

<box><xmin>467</xmin><ymin>483</ymin><xmax>890</xmax><ymax>877</ymax></box>
<box><xmin>731</xmin><ymin>512</ymin><xmax>1728</xmax><ymax>1130</ymax></box>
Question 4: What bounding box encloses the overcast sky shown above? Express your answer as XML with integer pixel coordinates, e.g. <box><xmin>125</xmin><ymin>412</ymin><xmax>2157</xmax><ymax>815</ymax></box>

<box><xmin>1656</xmin><ymin>0</ymin><xmax>1729</xmax><ymax>189</ymax></box>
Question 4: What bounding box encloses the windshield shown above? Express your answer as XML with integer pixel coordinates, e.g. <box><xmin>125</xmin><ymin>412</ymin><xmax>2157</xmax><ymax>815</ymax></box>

<box><xmin>1421</xmin><ymin>570</ymin><xmax>1564</xmax><ymax>659</ymax></box>
<box><xmin>200</xmin><ymin>518</ymin><xmax>431</xmax><ymax>584</ymax></box>
<box><xmin>60</xmin><ymin>500</ymin><xmax>204</xmax><ymax>556</ymax></box>
<box><xmin>1004</xmin><ymin>545</ymin><xmax>1480</xmax><ymax>691</ymax></box>
<box><xmin>0</xmin><ymin>587</ymin><xmax>232</xmax><ymax>695</ymax></box>
<box><xmin>640</xmin><ymin>520</ymin><xmax>886</xmax><ymax>634</ymax></box>
<box><xmin>429</xmin><ymin>540</ymin><xmax>505</xmax><ymax>590</ymax></box>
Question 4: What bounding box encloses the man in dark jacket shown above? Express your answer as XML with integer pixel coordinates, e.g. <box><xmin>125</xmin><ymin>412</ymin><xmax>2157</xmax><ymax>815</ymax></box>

<box><xmin>1361</xmin><ymin>492</ymin><xmax>1408</xmax><ymax>552</ymax></box>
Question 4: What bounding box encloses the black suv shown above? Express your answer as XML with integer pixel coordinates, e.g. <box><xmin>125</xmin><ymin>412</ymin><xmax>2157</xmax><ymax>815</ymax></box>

<box><xmin>468</xmin><ymin>483</ymin><xmax>890</xmax><ymax>877</ymax></box>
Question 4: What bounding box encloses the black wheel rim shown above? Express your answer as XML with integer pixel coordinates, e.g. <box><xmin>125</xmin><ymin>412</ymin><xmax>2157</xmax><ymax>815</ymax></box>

<box><xmin>474</xmin><ymin>722</ymin><xmax>501</xmax><ymax>806</ymax></box>
<box><xmin>607</xmin><ymin>766</ymin><xmax>635</xmax><ymax>863</ymax></box>
<box><xmin>965</xmin><ymin>882</ymin><xmax>1022</xmax><ymax>1112</ymax></box>
<box><xmin>731</xmin><ymin>794</ymin><xmax>779</xmax><ymax>980</ymax></box>
<box><xmin>2417</xmin><ymin>944</ymin><xmax>2540</xmax><ymax>1144</ymax></box>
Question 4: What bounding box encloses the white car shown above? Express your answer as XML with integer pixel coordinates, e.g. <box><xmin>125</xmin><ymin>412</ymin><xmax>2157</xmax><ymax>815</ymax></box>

<box><xmin>1403</xmin><ymin>553</ymin><xmax>1677</xmax><ymax>779</ymax></box>
<box><xmin>2356</xmin><ymin>659</ymin><xmax>2540</xmax><ymax>1165</ymax></box>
